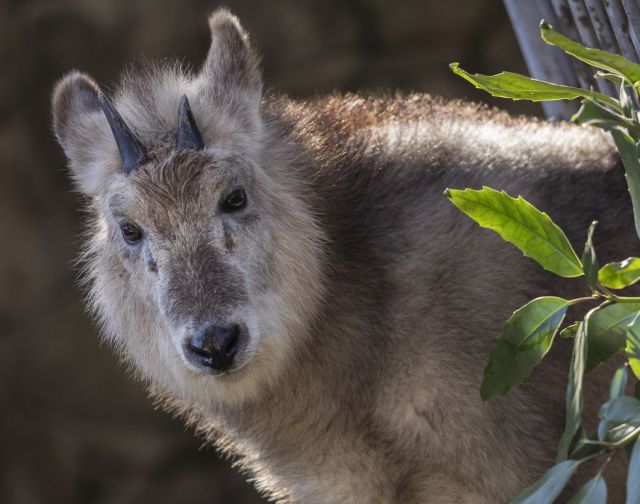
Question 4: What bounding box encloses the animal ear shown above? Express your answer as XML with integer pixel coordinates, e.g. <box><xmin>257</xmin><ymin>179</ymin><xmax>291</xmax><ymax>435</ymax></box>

<box><xmin>52</xmin><ymin>71</ymin><xmax>102</xmax><ymax>157</ymax></box>
<box><xmin>52</xmin><ymin>72</ymin><xmax>118</xmax><ymax>194</ymax></box>
<box><xmin>200</xmin><ymin>9</ymin><xmax>262</xmax><ymax>106</ymax></box>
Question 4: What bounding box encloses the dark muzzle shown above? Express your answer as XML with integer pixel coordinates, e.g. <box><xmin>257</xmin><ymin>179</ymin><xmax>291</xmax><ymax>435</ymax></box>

<box><xmin>185</xmin><ymin>323</ymin><xmax>242</xmax><ymax>372</ymax></box>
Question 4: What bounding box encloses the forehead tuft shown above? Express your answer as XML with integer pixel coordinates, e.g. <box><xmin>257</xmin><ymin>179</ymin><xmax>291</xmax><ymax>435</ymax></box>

<box><xmin>107</xmin><ymin>150</ymin><xmax>226</xmax><ymax>237</ymax></box>
<box><xmin>130</xmin><ymin>148</ymin><xmax>218</xmax><ymax>205</ymax></box>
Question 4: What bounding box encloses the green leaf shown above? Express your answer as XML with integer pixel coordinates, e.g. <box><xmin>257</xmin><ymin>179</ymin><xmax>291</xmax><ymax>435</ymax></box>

<box><xmin>621</xmin><ymin>81</ymin><xmax>634</xmax><ymax>117</ymax></box>
<box><xmin>610</xmin><ymin>130</ymin><xmax>640</xmax><ymax>241</ymax></box>
<box><xmin>558</xmin><ymin>313</ymin><xmax>590</xmax><ymax>461</ymax></box>
<box><xmin>598</xmin><ymin>258</ymin><xmax>640</xmax><ymax>289</ymax></box>
<box><xmin>595</xmin><ymin>70</ymin><xmax>625</xmax><ymax>86</ymax></box>
<box><xmin>599</xmin><ymin>395</ymin><xmax>640</xmax><ymax>422</ymax></box>
<box><xmin>449</xmin><ymin>63</ymin><xmax>618</xmax><ymax>109</ymax></box>
<box><xmin>600</xmin><ymin>366</ymin><xmax>636</xmax><ymax>446</ymax></box>
<box><xmin>582</xmin><ymin>221</ymin><xmax>599</xmax><ymax>292</ymax></box>
<box><xmin>604</xmin><ymin>422</ymin><xmax>640</xmax><ymax>444</ymax></box>
<box><xmin>627</xmin><ymin>325</ymin><xmax>640</xmax><ymax>380</ymax></box>
<box><xmin>629</xmin><ymin>439</ymin><xmax>640</xmax><ymax>504</ymax></box>
<box><xmin>540</xmin><ymin>21</ymin><xmax>640</xmax><ymax>85</ymax></box>
<box><xmin>586</xmin><ymin>303</ymin><xmax>640</xmax><ymax>372</ymax></box>
<box><xmin>598</xmin><ymin>396</ymin><xmax>640</xmax><ymax>442</ymax></box>
<box><xmin>445</xmin><ymin>187</ymin><xmax>583</xmax><ymax>277</ymax></box>
<box><xmin>511</xmin><ymin>460</ymin><xmax>581</xmax><ymax>504</ymax></box>
<box><xmin>571</xmin><ymin>98</ymin><xmax>632</xmax><ymax>134</ymax></box>
<box><xmin>567</xmin><ymin>474</ymin><xmax>607</xmax><ymax>504</ymax></box>
<box><xmin>480</xmin><ymin>297</ymin><xmax>568</xmax><ymax>401</ymax></box>
<box><xmin>560</xmin><ymin>322</ymin><xmax>580</xmax><ymax>339</ymax></box>
<box><xmin>610</xmin><ymin>365</ymin><xmax>629</xmax><ymax>400</ymax></box>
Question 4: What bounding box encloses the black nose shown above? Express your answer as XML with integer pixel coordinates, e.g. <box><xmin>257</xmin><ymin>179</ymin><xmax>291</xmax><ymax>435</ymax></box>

<box><xmin>185</xmin><ymin>323</ymin><xmax>241</xmax><ymax>372</ymax></box>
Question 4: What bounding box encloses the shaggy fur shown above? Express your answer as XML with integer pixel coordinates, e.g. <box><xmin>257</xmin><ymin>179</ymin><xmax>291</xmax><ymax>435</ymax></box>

<box><xmin>52</xmin><ymin>9</ymin><xmax>633</xmax><ymax>503</ymax></box>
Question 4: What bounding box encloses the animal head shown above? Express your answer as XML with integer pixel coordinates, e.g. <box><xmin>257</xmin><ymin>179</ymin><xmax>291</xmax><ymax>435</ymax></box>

<box><xmin>51</xmin><ymin>10</ymin><xmax>325</xmax><ymax>408</ymax></box>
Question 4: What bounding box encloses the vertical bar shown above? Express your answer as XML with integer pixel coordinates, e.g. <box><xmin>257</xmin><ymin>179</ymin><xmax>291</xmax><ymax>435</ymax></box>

<box><xmin>604</xmin><ymin>0</ymin><xmax>640</xmax><ymax>62</ymax></box>
<box><xmin>621</xmin><ymin>0</ymin><xmax>640</xmax><ymax>59</ymax></box>
<box><xmin>566</xmin><ymin>0</ymin><xmax>617</xmax><ymax>96</ymax></box>
<box><xmin>584</xmin><ymin>0</ymin><xmax>620</xmax><ymax>53</ymax></box>
<box><xmin>550</xmin><ymin>0</ymin><xmax>598</xmax><ymax>90</ymax></box>
<box><xmin>584</xmin><ymin>0</ymin><xmax>624</xmax><ymax>96</ymax></box>
<box><xmin>503</xmin><ymin>0</ymin><xmax>580</xmax><ymax>119</ymax></box>
<box><xmin>568</xmin><ymin>0</ymin><xmax>600</xmax><ymax>47</ymax></box>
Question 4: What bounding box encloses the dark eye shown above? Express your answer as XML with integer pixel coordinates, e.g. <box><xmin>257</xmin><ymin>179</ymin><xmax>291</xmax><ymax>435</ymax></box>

<box><xmin>120</xmin><ymin>222</ymin><xmax>143</xmax><ymax>245</ymax></box>
<box><xmin>222</xmin><ymin>189</ymin><xmax>247</xmax><ymax>212</ymax></box>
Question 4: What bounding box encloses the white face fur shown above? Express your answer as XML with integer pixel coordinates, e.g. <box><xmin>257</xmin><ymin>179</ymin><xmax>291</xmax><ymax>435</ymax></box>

<box><xmin>52</xmin><ymin>9</ymin><xmax>325</xmax><ymax>409</ymax></box>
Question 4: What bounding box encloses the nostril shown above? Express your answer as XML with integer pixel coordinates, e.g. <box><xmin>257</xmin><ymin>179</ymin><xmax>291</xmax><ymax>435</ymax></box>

<box><xmin>189</xmin><ymin>343</ymin><xmax>212</xmax><ymax>359</ymax></box>
<box><xmin>185</xmin><ymin>323</ymin><xmax>243</xmax><ymax>372</ymax></box>
<box><xmin>223</xmin><ymin>327</ymin><xmax>240</xmax><ymax>357</ymax></box>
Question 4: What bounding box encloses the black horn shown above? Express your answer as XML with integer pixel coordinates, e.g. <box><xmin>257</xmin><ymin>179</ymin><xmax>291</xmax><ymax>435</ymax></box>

<box><xmin>177</xmin><ymin>95</ymin><xmax>205</xmax><ymax>150</ymax></box>
<box><xmin>98</xmin><ymin>93</ymin><xmax>147</xmax><ymax>174</ymax></box>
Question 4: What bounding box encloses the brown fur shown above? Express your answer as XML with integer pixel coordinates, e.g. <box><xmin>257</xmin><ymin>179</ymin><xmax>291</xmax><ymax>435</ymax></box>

<box><xmin>51</xmin><ymin>9</ymin><xmax>633</xmax><ymax>503</ymax></box>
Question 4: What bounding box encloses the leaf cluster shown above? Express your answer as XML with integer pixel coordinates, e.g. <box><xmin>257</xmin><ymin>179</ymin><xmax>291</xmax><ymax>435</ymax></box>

<box><xmin>448</xmin><ymin>21</ymin><xmax>640</xmax><ymax>503</ymax></box>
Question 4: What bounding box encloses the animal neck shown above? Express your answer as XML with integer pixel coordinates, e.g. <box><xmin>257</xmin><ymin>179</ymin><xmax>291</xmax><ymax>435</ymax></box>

<box><xmin>202</xmin><ymin>238</ymin><xmax>392</xmax><ymax>497</ymax></box>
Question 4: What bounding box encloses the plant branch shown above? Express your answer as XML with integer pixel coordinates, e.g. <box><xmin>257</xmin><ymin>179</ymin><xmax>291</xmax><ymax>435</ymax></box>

<box><xmin>583</xmin><ymin>426</ymin><xmax>640</xmax><ymax>449</ymax></box>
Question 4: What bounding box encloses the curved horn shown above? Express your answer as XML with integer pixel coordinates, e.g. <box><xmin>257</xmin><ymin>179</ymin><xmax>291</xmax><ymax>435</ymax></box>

<box><xmin>98</xmin><ymin>93</ymin><xmax>147</xmax><ymax>174</ymax></box>
<box><xmin>177</xmin><ymin>95</ymin><xmax>205</xmax><ymax>150</ymax></box>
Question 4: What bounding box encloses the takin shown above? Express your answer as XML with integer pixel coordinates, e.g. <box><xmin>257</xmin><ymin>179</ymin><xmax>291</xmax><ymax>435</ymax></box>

<box><xmin>51</xmin><ymin>9</ymin><xmax>631</xmax><ymax>504</ymax></box>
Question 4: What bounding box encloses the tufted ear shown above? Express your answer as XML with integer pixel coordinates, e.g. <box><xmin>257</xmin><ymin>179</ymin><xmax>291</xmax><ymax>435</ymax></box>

<box><xmin>199</xmin><ymin>9</ymin><xmax>262</xmax><ymax>108</ymax></box>
<box><xmin>51</xmin><ymin>72</ymin><xmax>118</xmax><ymax>194</ymax></box>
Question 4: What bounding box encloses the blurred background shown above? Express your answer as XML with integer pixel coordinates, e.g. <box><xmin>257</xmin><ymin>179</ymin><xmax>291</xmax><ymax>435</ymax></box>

<box><xmin>0</xmin><ymin>1</ymin><xmax>540</xmax><ymax>502</ymax></box>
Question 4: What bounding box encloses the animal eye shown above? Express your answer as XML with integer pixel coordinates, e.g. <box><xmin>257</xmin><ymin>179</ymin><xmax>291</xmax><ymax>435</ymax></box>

<box><xmin>222</xmin><ymin>189</ymin><xmax>247</xmax><ymax>212</ymax></box>
<box><xmin>120</xmin><ymin>222</ymin><xmax>143</xmax><ymax>245</ymax></box>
